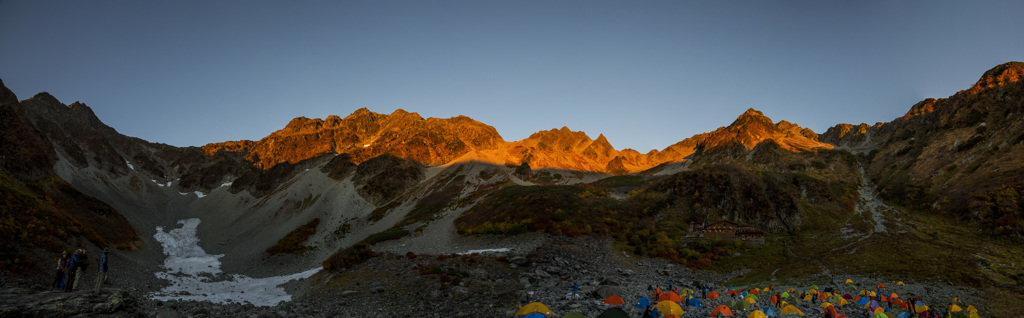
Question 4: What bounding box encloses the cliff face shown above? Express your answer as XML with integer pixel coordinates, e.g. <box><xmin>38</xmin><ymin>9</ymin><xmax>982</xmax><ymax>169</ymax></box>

<box><xmin>204</xmin><ymin>108</ymin><xmax>506</xmax><ymax>169</ymax></box>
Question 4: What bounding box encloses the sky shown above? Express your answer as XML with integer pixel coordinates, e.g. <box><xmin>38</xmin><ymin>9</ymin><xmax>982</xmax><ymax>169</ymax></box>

<box><xmin>1</xmin><ymin>1</ymin><xmax>1022</xmax><ymax>152</ymax></box>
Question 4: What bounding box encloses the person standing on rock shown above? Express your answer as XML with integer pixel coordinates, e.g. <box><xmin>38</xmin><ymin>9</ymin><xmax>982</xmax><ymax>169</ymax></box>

<box><xmin>64</xmin><ymin>249</ymin><xmax>79</xmax><ymax>292</ymax></box>
<box><xmin>73</xmin><ymin>249</ymin><xmax>89</xmax><ymax>291</ymax></box>
<box><xmin>94</xmin><ymin>247</ymin><xmax>109</xmax><ymax>292</ymax></box>
<box><xmin>51</xmin><ymin>251</ymin><xmax>67</xmax><ymax>291</ymax></box>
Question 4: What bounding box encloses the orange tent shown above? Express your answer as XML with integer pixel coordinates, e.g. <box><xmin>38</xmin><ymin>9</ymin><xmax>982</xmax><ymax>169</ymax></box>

<box><xmin>877</xmin><ymin>283</ymin><xmax>886</xmax><ymax>288</ymax></box>
<box><xmin>665</xmin><ymin>316</ymin><xmax>682</xmax><ymax>318</ymax></box>
<box><xmin>603</xmin><ymin>295</ymin><xmax>625</xmax><ymax>305</ymax></box>
<box><xmin>711</xmin><ymin>305</ymin><xmax>734</xmax><ymax>317</ymax></box>
<box><xmin>659</xmin><ymin>292</ymin><xmax>682</xmax><ymax>303</ymax></box>
<box><xmin>889</xmin><ymin>293</ymin><xmax>899</xmax><ymax>299</ymax></box>
<box><xmin>817</xmin><ymin>293</ymin><xmax>827</xmax><ymax>301</ymax></box>
<box><xmin>750</xmin><ymin>289</ymin><xmax>760</xmax><ymax>295</ymax></box>
<box><xmin>726</xmin><ymin>290</ymin><xmax>739</xmax><ymax>296</ymax></box>
<box><xmin>769</xmin><ymin>295</ymin><xmax>780</xmax><ymax>304</ymax></box>
<box><xmin>707</xmin><ymin>291</ymin><xmax>721</xmax><ymax>299</ymax></box>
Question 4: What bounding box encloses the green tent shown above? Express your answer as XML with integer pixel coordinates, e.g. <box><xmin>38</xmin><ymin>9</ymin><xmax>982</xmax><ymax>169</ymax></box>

<box><xmin>781</xmin><ymin>292</ymin><xmax>790</xmax><ymax>299</ymax></box>
<box><xmin>810</xmin><ymin>285</ymin><xmax>819</xmax><ymax>290</ymax></box>
<box><xmin>725</xmin><ymin>299</ymin><xmax>751</xmax><ymax>311</ymax></box>
<box><xmin>563</xmin><ymin>312</ymin><xmax>587</xmax><ymax>318</ymax></box>
<box><xmin>826</xmin><ymin>295</ymin><xmax>842</xmax><ymax>304</ymax></box>
<box><xmin>597</xmin><ymin>308</ymin><xmax>629</xmax><ymax>318</ymax></box>
<box><xmin>745</xmin><ymin>294</ymin><xmax>759</xmax><ymax>301</ymax></box>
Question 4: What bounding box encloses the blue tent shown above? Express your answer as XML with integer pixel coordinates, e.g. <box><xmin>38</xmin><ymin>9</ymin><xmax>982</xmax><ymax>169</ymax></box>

<box><xmin>634</xmin><ymin>297</ymin><xmax>650</xmax><ymax>309</ymax></box>
<box><xmin>759</xmin><ymin>307</ymin><xmax>777</xmax><ymax>317</ymax></box>
<box><xmin>897</xmin><ymin>313</ymin><xmax>911</xmax><ymax>318</ymax></box>
<box><xmin>687</xmin><ymin>297</ymin><xmax>703</xmax><ymax>308</ymax></box>
<box><xmin>524</xmin><ymin>313</ymin><xmax>546</xmax><ymax>318</ymax></box>
<box><xmin>857</xmin><ymin>297</ymin><xmax>870</xmax><ymax>306</ymax></box>
<box><xmin>740</xmin><ymin>291</ymin><xmax>748</xmax><ymax>297</ymax></box>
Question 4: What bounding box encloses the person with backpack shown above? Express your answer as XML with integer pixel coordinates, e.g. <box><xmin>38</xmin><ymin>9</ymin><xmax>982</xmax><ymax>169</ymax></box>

<box><xmin>73</xmin><ymin>249</ymin><xmax>89</xmax><ymax>291</ymax></box>
<box><xmin>94</xmin><ymin>247</ymin><xmax>109</xmax><ymax>292</ymax></box>
<box><xmin>64</xmin><ymin>250</ymin><xmax>79</xmax><ymax>292</ymax></box>
<box><xmin>50</xmin><ymin>251</ymin><xmax>67</xmax><ymax>291</ymax></box>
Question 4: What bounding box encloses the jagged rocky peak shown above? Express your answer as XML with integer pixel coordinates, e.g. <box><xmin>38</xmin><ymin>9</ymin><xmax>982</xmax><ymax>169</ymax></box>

<box><xmin>0</xmin><ymin>78</ymin><xmax>18</xmax><ymax>106</ymax></box>
<box><xmin>729</xmin><ymin>108</ymin><xmax>775</xmax><ymax>128</ymax></box>
<box><xmin>972</xmin><ymin>61</ymin><xmax>1024</xmax><ymax>91</ymax></box>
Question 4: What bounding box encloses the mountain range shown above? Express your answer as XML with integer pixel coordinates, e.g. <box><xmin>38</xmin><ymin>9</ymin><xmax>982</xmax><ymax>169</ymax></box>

<box><xmin>1</xmin><ymin>62</ymin><xmax>1022</xmax><ymax>311</ymax></box>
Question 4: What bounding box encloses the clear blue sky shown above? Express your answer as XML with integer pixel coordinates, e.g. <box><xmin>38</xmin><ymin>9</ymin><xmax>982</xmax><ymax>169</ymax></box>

<box><xmin>2</xmin><ymin>1</ymin><xmax>1022</xmax><ymax>152</ymax></box>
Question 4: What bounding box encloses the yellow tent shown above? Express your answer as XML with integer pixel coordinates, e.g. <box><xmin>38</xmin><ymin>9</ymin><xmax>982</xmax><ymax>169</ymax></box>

<box><xmin>873</xmin><ymin>307</ymin><xmax>885</xmax><ymax>315</ymax></box>
<box><xmin>779</xmin><ymin>305</ymin><xmax>804</xmax><ymax>315</ymax></box>
<box><xmin>802</xmin><ymin>294</ymin><xmax>813</xmax><ymax>301</ymax></box>
<box><xmin>966</xmin><ymin>305</ymin><xmax>978</xmax><ymax>312</ymax></box>
<box><xmin>820</xmin><ymin>302</ymin><xmax>833</xmax><ymax>308</ymax></box>
<box><xmin>950</xmin><ymin>304</ymin><xmax>963</xmax><ymax>312</ymax></box>
<box><xmin>845</xmin><ymin>279</ymin><xmax>854</xmax><ymax>284</ymax></box>
<box><xmin>655</xmin><ymin>300</ymin><xmax>685</xmax><ymax>316</ymax></box>
<box><xmin>896</xmin><ymin>281</ymin><xmax>905</xmax><ymax>286</ymax></box>
<box><xmin>516</xmin><ymin>302</ymin><xmax>556</xmax><ymax>317</ymax></box>
<box><xmin>679</xmin><ymin>288</ymin><xmax>695</xmax><ymax>296</ymax></box>
<box><xmin>966</xmin><ymin>312</ymin><xmax>980</xmax><ymax>318</ymax></box>
<box><xmin>748</xmin><ymin>310</ymin><xmax>768</xmax><ymax>318</ymax></box>
<box><xmin>836</xmin><ymin>298</ymin><xmax>849</xmax><ymax>306</ymax></box>
<box><xmin>807</xmin><ymin>289</ymin><xmax>819</xmax><ymax>295</ymax></box>
<box><xmin>745</xmin><ymin>297</ymin><xmax>756</xmax><ymax>304</ymax></box>
<box><xmin>952</xmin><ymin>297</ymin><xmax>959</xmax><ymax>303</ymax></box>
<box><xmin>779</xmin><ymin>301</ymin><xmax>790</xmax><ymax>308</ymax></box>
<box><xmin>787</xmin><ymin>288</ymin><xmax>796</xmax><ymax>293</ymax></box>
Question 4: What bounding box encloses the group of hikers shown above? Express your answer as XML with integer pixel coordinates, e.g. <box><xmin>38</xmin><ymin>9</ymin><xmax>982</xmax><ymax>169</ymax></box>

<box><xmin>49</xmin><ymin>247</ymin><xmax>109</xmax><ymax>292</ymax></box>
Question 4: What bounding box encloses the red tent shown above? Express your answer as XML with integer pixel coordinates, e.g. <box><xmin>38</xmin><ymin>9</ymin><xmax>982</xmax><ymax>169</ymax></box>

<box><xmin>658</xmin><ymin>292</ymin><xmax>682</xmax><ymax>303</ymax></box>
<box><xmin>877</xmin><ymin>283</ymin><xmax>886</xmax><ymax>288</ymax></box>
<box><xmin>710</xmin><ymin>305</ymin><xmax>734</xmax><ymax>317</ymax></box>
<box><xmin>603</xmin><ymin>295</ymin><xmax>625</xmax><ymax>305</ymax></box>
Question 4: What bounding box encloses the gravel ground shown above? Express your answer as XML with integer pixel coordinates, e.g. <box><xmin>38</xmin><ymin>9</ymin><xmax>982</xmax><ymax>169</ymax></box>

<box><xmin>0</xmin><ymin>236</ymin><xmax>998</xmax><ymax>317</ymax></box>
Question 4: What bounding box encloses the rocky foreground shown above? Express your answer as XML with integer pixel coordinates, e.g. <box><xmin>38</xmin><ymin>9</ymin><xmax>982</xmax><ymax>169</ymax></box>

<box><xmin>0</xmin><ymin>237</ymin><xmax>992</xmax><ymax>317</ymax></box>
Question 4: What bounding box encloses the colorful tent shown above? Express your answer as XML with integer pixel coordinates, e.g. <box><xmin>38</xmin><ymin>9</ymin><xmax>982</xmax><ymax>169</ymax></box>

<box><xmin>781</xmin><ymin>292</ymin><xmax>790</xmax><ymax>299</ymax></box>
<box><xmin>889</xmin><ymin>293</ymin><xmax>898</xmax><ymax>299</ymax></box>
<box><xmin>563</xmin><ymin>313</ymin><xmax>586</xmax><ymax>318</ymax></box>
<box><xmin>873</xmin><ymin>307</ymin><xmax>885</xmax><ymax>314</ymax></box>
<box><xmin>634</xmin><ymin>297</ymin><xmax>650</xmax><ymax>309</ymax></box>
<box><xmin>842</xmin><ymin>294</ymin><xmax>853</xmax><ymax>300</ymax></box>
<box><xmin>845</xmin><ymin>279</ymin><xmax>854</xmax><ymax>284</ymax></box>
<box><xmin>820</xmin><ymin>302</ymin><xmax>833</xmax><ymax>308</ymax></box>
<box><xmin>524</xmin><ymin>313</ymin><xmax>546</xmax><ymax>318</ymax></box>
<box><xmin>658</xmin><ymin>292</ymin><xmax>681</xmax><ymax>303</ymax></box>
<box><xmin>687</xmin><ymin>297</ymin><xmax>702</xmax><ymax>308</ymax></box>
<box><xmin>707</xmin><ymin>291</ymin><xmax>721</xmax><ymax>299</ymax></box>
<box><xmin>655</xmin><ymin>300</ymin><xmax>685</xmax><ymax>316</ymax></box>
<box><xmin>516</xmin><ymin>303</ymin><xmax>556</xmax><ymax>317</ymax></box>
<box><xmin>802</xmin><ymin>294</ymin><xmax>813</xmax><ymax>301</ymax></box>
<box><xmin>725</xmin><ymin>299</ymin><xmax>752</xmax><ymax>311</ymax></box>
<box><xmin>750</xmin><ymin>288</ymin><xmax>761</xmax><ymax>295</ymax></box>
<box><xmin>896</xmin><ymin>281</ymin><xmax>905</xmax><ymax>286</ymax></box>
<box><xmin>596</xmin><ymin>307</ymin><xmax>629</xmax><ymax>318</ymax></box>
<box><xmin>876</xmin><ymin>283</ymin><xmax>886</xmax><ymax>288</ymax></box>
<box><xmin>966</xmin><ymin>305</ymin><xmax>978</xmax><ymax>312</ymax></box>
<box><xmin>950</xmin><ymin>304</ymin><xmax>963</xmax><ymax>312</ymax></box>
<box><xmin>758</xmin><ymin>307</ymin><xmax>777</xmax><ymax>317</ymax></box>
<box><xmin>744</xmin><ymin>297</ymin><xmax>755</xmax><ymax>304</ymax></box>
<box><xmin>711</xmin><ymin>304</ymin><xmax>734</xmax><ymax>317</ymax></box>
<box><xmin>779</xmin><ymin>305</ymin><xmax>804</xmax><ymax>315</ymax></box>
<box><xmin>603</xmin><ymin>295</ymin><xmax>625</xmax><ymax>305</ymax></box>
<box><xmin>748</xmin><ymin>310</ymin><xmax>768</xmax><ymax>318</ymax></box>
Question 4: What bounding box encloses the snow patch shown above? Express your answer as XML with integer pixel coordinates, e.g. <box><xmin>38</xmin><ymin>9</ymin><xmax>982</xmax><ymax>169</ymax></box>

<box><xmin>126</xmin><ymin>160</ymin><xmax>135</xmax><ymax>171</ymax></box>
<box><xmin>221</xmin><ymin>182</ymin><xmax>233</xmax><ymax>187</ymax></box>
<box><xmin>151</xmin><ymin>219</ymin><xmax>320</xmax><ymax>306</ymax></box>
<box><xmin>457</xmin><ymin>248</ymin><xmax>510</xmax><ymax>255</ymax></box>
<box><xmin>194</xmin><ymin>191</ymin><xmax>206</xmax><ymax>198</ymax></box>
